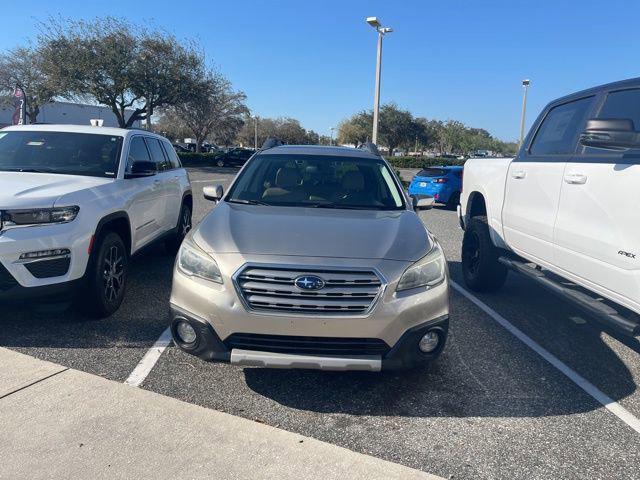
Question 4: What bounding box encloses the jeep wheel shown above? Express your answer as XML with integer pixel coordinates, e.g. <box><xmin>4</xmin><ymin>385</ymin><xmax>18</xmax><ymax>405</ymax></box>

<box><xmin>85</xmin><ymin>232</ymin><xmax>128</xmax><ymax>318</ymax></box>
<box><xmin>166</xmin><ymin>203</ymin><xmax>192</xmax><ymax>254</ymax></box>
<box><xmin>461</xmin><ymin>215</ymin><xmax>507</xmax><ymax>292</ymax></box>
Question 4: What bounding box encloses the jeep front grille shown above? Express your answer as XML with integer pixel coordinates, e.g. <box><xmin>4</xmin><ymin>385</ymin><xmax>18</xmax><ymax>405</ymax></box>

<box><xmin>235</xmin><ymin>265</ymin><xmax>383</xmax><ymax>315</ymax></box>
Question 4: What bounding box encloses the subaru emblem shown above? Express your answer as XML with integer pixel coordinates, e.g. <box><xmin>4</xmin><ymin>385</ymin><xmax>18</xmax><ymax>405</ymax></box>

<box><xmin>294</xmin><ymin>275</ymin><xmax>326</xmax><ymax>291</ymax></box>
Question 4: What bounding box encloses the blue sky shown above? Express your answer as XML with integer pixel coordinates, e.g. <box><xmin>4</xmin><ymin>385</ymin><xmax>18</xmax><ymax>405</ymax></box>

<box><xmin>1</xmin><ymin>0</ymin><xmax>638</xmax><ymax>141</ymax></box>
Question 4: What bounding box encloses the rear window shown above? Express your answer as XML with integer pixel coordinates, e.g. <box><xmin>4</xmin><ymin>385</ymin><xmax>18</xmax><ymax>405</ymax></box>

<box><xmin>417</xmin><ymin>168</ymin><xmax>448</xmax><ymax>177</ymax></box>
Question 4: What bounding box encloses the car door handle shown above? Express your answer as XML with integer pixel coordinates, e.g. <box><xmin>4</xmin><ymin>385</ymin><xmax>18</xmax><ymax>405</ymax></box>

<box><xmin>511</xmin><ymin>170</ymin><xmax>526</xmax><ymax>179</ymax></box>
<box><xmin>564</xmin><ymin>172</ymin><xmax>587</xmax><ymax>185</ymax></box>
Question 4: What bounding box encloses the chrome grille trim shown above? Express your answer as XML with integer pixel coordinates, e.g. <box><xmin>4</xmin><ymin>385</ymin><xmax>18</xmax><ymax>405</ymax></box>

<box><xmin>233</xmin><ymin>264</ymin><xmax>385</xmax><ymax>316</ymax></box>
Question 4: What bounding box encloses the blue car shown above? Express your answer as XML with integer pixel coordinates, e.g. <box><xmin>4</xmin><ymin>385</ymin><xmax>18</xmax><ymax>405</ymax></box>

<box><xmin>408</xmin><ymin>166</ymin><xmax>463</xmax><ymax>208</ymax></box>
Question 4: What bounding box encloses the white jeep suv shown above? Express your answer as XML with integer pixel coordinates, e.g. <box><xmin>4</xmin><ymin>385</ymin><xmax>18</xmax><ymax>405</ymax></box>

<box><xmin>0</xmin><ymin>124</ymin><xmax>192</xmax><ymax>317</ymax></box>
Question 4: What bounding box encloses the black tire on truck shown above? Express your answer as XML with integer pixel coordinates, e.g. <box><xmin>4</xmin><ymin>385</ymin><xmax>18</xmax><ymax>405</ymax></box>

<box><xmin>84</xmin><ymin>231</ymin><xmax>129</xmax><ymax>318</ymax></box>
<box><xmin>461</xmin><ymin>215</ymin><xmax>507</xmax><ymax>292</ymax></box>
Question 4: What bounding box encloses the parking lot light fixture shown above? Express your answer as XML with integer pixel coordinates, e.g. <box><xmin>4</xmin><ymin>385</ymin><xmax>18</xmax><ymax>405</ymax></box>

<box><xmin>366</xmin><ymin>16</ymin><xmax>392</xmax><ymax>145</ymax></box>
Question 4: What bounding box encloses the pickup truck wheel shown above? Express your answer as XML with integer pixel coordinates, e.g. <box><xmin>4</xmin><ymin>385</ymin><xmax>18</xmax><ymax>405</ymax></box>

<box><xmin>84</xmin><ymin>232</ymin><xmax>128</xmax><ymax>318</ymax></box>
<box><xmin>165</xmin><ymin>203</ymin><xmax>192</xmax><ymax>254</ymax></box>
<box><xmin>462</xmin><ymin>216</ymin><xmax>507</xmax><ymax>292</ymax></box>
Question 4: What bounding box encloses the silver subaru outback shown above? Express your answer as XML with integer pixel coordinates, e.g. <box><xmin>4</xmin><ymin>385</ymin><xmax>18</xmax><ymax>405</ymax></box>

<box><xmin>170</xmin><ymin>143</ymin><xmax>449</xmax><ymax>371</ymax></box>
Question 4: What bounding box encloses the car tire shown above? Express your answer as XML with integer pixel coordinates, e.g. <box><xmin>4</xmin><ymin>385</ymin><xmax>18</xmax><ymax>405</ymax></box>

<box><xmin>84</xmin><ymin>231</ymin><xmax>128</xmax><ymax>318</ymax></box>
<box><xmin>216</xmin><ymin>158</ymin><xmax>225</xmax><ymax>167</ymax></box>
<box><xmin>165</xmin><ymin>203</ymin><xmax>192</xmax><ymax>254</ymax></box>
<box><xmin>447</xmin><ymin>191</ymin><xmax>461</xmax><ymax>210</ymax></box>
<box><xmin>461</xmin><ymin>215</ymin><xmax>507</xmax><ymax>292</ymax></box>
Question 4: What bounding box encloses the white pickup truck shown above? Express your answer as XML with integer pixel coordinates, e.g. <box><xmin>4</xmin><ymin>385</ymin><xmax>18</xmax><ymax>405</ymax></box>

<box><xmin>458</xmin><ymin>78</ymin><xmax>640</xmax><ymax>336</ymax></box>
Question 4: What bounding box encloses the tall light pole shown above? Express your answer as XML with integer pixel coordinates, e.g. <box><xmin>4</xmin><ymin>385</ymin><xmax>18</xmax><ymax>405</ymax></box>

<box><xmin>330</xmin><ymin>127</ymin><xmax>335</xmax><ymax>146</ymax></box>
<box><xmin>519</xmin><ymin>79</ymin><xmax>530</xmax><ymax>147</ymax></box>
<box><xmin>366</xmin><ymin>17</ymin><xmax>392</xmax><ymax>145</ymax></box>
<box><xmin>254</xmin><ymin>116</ymin><xmax>258</xmax><ymax>150</ymax></box>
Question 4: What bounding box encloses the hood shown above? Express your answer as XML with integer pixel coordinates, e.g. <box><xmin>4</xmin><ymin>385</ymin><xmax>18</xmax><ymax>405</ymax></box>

<box><xmin>193</xmin><ymin>202</ymin><xmax>432</xmax><ymax>262</ymax></box>
<box><xmin>0</xmin><ymin>172</ymin><xmax>112</xmax><ymax>208</ymax></box>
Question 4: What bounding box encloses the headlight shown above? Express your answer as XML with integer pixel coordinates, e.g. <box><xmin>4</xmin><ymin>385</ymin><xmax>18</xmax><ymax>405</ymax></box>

<box><xmin>2</xmin><ymin>206</ymin><xmax>79</xmax><ymax>226</ymax></box>
<box><xmin>177</xmin><ymin>236</ymin><xmax>223</xmax><ymax>283</ymax></box>
<box><xmin>396</xmin><ymin>241</ymin><xmax>446</xmax><ymax>292</ymax></box>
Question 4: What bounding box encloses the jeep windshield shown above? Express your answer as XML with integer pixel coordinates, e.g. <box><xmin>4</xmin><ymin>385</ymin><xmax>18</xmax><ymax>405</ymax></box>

<box><xmin>226</xmin><ymin>154</ymin><xmax>406</xmax><ymax>210</ymax></box>
<box><xmin>0</xmin><ymin>131</ymin><xmax>123</xmax><ymax>178</ymax></box>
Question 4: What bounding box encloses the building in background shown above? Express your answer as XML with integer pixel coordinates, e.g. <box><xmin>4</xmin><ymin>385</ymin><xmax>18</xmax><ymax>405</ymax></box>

<box><xmin>0</xmin><ymin>101</ymin><xmax>142</xmax><ymax>128</ymax></box>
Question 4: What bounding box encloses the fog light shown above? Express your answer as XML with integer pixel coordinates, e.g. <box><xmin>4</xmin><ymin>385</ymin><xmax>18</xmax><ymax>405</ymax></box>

<box><xmin>175</xmin><ymin>320</ymin><xmax>197</xmax><ymax>344</ymax></box>
<box><xmin>418</xmin><ymin>331</ymin><xmax>440</xmax><ymax>353</ymax></box>
<box><xmin>19</xmin><ymin>248</ymin><xmax>70</xmax><ymax>260</ymax></box>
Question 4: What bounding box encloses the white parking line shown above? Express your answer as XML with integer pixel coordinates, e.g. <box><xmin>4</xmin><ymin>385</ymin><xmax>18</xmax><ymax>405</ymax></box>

<box><xmin>125</xmin><ymin>327</ymin><xmax>172</xmax><ymax>388</ymax></box>
<box><xmin>450</xmin><ymin>280</ymin><xmax>640</xmax><ymax>434</ymax></box>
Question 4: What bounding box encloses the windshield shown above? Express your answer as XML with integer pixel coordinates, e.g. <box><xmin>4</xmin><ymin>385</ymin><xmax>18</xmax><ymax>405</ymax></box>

<box><xmin>226</xmin><ymin>154</ymin><xmax>405</xmax><ymax>210</ymax></box>
<box><xmin>0</xmin><ymin>131</ymin><xmax>124</xmax><ymax>178</ymax></box>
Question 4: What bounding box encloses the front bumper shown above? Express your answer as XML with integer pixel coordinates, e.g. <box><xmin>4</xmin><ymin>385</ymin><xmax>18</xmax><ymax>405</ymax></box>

<box><xmin>170</xmin><ymin>305</ymin><xmax>448</xmax><ymax>371</ymax></box>
<box><xmin>0</xmin><ymin>221</ymin><xmax>91</xmax><ymax>291</ymax></box>
<box><xmin>169</xmin><ymin>253</ymin><xmax>450</xmax><ymax>371</ymax></box>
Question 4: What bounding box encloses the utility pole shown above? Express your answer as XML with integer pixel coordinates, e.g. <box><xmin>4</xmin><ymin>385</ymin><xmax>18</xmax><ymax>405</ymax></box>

<box><xmin>254</xmin><ymin>116</ymin><xmax>258</xmax><ymax>150</ymax></box>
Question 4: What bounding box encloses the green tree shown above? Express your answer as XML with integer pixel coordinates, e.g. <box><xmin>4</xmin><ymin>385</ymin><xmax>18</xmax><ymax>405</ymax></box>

<box><xmin>159</xmin><ymin>72</ymin><xmax>247</xmax><ymax>152</ymax></box>
<box><xmin>0</xmin><ymin>46</ymin><xmax>56</xmax><ymax>123</ymax></box>
<box><xmin>39</xmin><ymin>17</ymin><xmax>205</xmax><ymax>128</ymax></box>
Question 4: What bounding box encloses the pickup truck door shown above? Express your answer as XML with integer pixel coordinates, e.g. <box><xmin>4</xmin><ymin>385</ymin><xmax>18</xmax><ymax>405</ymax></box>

<box><xmin>553</xmin><ymin>87</ymin><xmax>640</xmax><ymax>311</ymax></box>
<box><xmin>502</xmin><ymin>96</ymin><xmax>595</xmax><ymax>265</ymax></box>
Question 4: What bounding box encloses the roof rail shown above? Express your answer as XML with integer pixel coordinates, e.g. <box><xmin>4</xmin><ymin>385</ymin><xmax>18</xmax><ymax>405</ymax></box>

<box><xmin>357</xmin><ymin>142</ymin><xmax>380</xmax><ymax>156</ymax></box>
<box><xmin>261</xmin><ymin>137</ymin><xmax>284</xmax><ymax>150</ymax></box>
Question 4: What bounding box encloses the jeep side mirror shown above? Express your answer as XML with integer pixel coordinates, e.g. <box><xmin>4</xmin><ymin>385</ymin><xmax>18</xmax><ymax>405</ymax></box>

<box><xmin>411</xmin><ymin>194</ymin><xmax>434</xmax><ymax>210</ymax></box>
<box><xmin>203</xmin><ymin>184</ymin><xmax>224</xmax><ymax>202</ymax></box>
<box><xmin>125</xmin><ymin>160</ymin><xmax>157</xmax><ymax>178</ymax></box>
<box><xmin>579</xmin><ymin>118</ymin><xmax>640</xmax><ymax>150</ymax></box>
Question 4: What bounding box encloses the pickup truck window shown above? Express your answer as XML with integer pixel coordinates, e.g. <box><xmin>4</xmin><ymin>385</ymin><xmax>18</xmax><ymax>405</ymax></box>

<box><xmin>530</xmin><ymin>96</ymin><xmax>593</xmax><ymax>156</ymax></box>
<box><xmin>598</xmin><ymin>89</ymin><xmax>640</xmax><ymax>129</ymax></box>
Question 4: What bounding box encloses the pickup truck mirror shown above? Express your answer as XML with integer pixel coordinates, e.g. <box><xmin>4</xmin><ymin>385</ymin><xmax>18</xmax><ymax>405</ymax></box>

<box><xmin>411</xmin><ymin>194</ymin><xmax>434</xmax><ymax>210</ymax></box>
<box><xmin>579</xmin><ymin>118</ymin><xmax>640</xmax><ymax>150</ymax></box>
<box><xmin>203</xmin><ymin>184</ymin><xmax>224</xmax><ymax>202</ymax></box>
<box><xmin>125</xmin><ymin>161</ymin><xmax>157</xmax><ymax>178</ymax></box>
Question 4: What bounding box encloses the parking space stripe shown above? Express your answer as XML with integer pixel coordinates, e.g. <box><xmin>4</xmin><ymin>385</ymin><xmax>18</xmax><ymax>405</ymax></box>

<box><xmin>450</xmin><ymin>280</ymin><xmax>640</xmax><ymax>434</ymax></box>
<box><xmin>125</xmin><ymin>327</ymin><xmax>172</xmax><ymax>387</ymax></box>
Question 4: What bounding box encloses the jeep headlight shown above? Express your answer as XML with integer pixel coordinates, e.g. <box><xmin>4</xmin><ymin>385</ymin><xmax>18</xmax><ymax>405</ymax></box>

<box><xmin>397</xmin><ymin>241</ymin><xmax>446</xmax><ymax>292</ymax></box>
<box><xmin>177</xmin><ymin>236</ymin><xmax>223</xmax><ymax>283</ymax></box>
<box><xmin>3</xmin><ymin>206</ymin><xmax>79</xmax><ymax>226</ymax></box>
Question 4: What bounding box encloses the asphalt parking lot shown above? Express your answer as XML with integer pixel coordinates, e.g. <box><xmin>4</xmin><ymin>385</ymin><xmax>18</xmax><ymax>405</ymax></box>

<box><xmin>2</xmin><ymin>166</ymin><xmax>640</xmax><ymax>479</ymax></box>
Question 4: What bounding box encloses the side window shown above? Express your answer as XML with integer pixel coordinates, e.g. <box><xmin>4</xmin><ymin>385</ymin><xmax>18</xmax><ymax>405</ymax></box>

<box><xmin>126</xmin><ymin>136</ymin><xmax>152</xmax><ymax>174</ymax></box>
<box><xmin>598</xmin><ymin>89</ymin><xmax>640</xmax><ymax>128</ymax></box>
<box><xmin>145</xmin><ymin>138</ymin><xmax>171</xmax><ymax>171</ymax></box>
<box><xmin>161</xmin><ymin>141</ymin><xmax>182</xmax><ymax>169</ymax></box>
<box><xmin>529</xmin><ymin>96</ymin><xmax>594</xmax><ymax>156</ymax></box>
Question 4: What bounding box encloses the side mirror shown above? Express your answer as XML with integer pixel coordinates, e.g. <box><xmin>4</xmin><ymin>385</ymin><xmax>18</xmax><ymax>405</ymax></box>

<box><xmin>126</xmin><ymin>161</ymin><xmax>157</xmax><ymax>178</ymax></box>
<box><xmin>579</xmin><ymin>118</ymin><xmax>640</xmax><ymax>150</ymax></box>
<box><xmin>411</xmin><ymin>194</ymin><xmax>434</xmax><ymax>210</ymax></box>
<box><xmin>203</xmin><ymin>184</ymin><xmax>224</xmax><ymax>202</ymax></box>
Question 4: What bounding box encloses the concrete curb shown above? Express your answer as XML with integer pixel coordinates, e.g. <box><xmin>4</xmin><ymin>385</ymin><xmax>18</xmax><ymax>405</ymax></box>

<box><xmin>0</xmin><ymin>348</ymin><xmax>443</xmax><ymax>480</ymax></box>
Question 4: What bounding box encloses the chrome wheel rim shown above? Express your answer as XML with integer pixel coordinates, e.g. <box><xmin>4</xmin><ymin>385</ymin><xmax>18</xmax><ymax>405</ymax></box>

<box><xmin>181</xmin><ymin>208</ymin><xmax>192</xmax><ymax>237</ymax></box>
<box><xmin>103</xmin><ymin>245</ymin><xmax>124</xmax><ymax>302</ymax></box>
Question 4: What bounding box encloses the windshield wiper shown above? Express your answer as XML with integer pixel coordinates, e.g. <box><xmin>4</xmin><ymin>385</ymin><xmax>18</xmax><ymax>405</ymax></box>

<box><xmin>308</xmin><ymin>203</ymin><xmax>375</xmax><ymax>210</ymax></box>
<box><xmin>227</xmin><ymin>198</ymin><xmax>271</xmax><ymax>206</ymax></box>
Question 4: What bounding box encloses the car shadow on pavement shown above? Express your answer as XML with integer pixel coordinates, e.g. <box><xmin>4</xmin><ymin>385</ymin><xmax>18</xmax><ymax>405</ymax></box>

<box><xmin>243</xmin><ymin>260</ymin><xmax>638</xmax><ymax>419</ymax></box>
<box><xmin>0</xmin><ymin>244</ymin><xmax>175</xmax><ymax>352</ymax></box>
